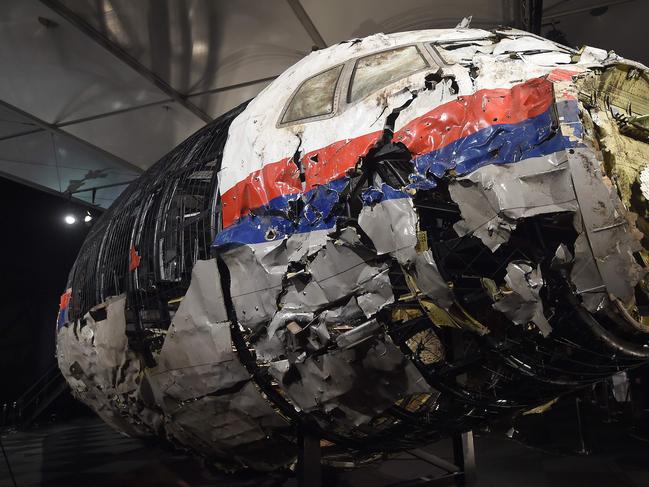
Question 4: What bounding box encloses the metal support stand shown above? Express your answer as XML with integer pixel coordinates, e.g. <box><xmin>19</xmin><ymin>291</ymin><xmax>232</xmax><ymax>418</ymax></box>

<box><xmin>575</xmin><ymin>397</ymin><xmax>590</xmax><ymax>455</ymax></box>
<box><xmin>297</xmin><ymin>427</ymin><xmax>322</xmax><ymax>487</ymax></box>
<box><xmin>451</xmin><ymin>431</ymin><xmax>477</xmax><ymax>486</ymax></box>
<box><xmin>295</xmin><ymin>429</ymin><xmax>477</xmax><ymax>487</ymax></box>
<box><xmin>0</xmin><ymin>433</ymin><xmax>18</xmax><ymax>487</ymax></box>
<box><xmin>389</xmin><ymin>431</ymin><xmax>477</xmax><ymax>486</ymax></box>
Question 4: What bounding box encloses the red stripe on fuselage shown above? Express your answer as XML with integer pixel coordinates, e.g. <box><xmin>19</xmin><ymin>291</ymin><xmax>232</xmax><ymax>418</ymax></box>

<box><xmin>221</xmin><ymin>157</ymin><xmax>302</xmax><ymax>228</ymax></box>
<box><xmin>221</xmin><ymin>77</ymin><xmax>555</xmax><ymax>228</ymax></box>
<box><xmin>394</xmin><ymin>77</ymin><xmax>554</xmax><ymax>157</ymax></box>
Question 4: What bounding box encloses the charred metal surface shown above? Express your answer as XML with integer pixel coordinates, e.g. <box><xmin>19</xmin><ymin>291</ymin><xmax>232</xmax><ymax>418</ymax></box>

<box><xmin>57</xmin><ymin>27</ymin><xmax>649</xmax><ymax>471</ymax></box>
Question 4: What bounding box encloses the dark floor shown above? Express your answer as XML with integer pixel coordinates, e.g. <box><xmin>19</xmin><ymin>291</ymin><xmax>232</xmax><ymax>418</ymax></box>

<box><xmin>1</xmin><ymin>405</ymin><xmax>649</xmax><ymax>487</ymax></box>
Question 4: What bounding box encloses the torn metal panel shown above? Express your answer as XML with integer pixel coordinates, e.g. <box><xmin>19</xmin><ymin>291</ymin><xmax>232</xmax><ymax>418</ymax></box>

<box><xmin>335</xmin><ymin>318</ymin><xmax>382</xmax><ymax>349</ymax></box>
<box><xmin>410</xmin><ymin>251</ymin><xmax>453</xmax><ymax>309</ymax></box>
<box><xmin>493</xmin><ymin>261</ymin><xmax>551</xmax><ymax>336</ymax></box>
<box><xmin>571</xmin><ymin>225</ymin><xmax>608</xmax><ymax>312</ymax></box>
<box><xmin>269</xmin><ymin>336</ymin><xmax>430</xmax><ymax>428</ymax></box>
<box><xmin>395</xmin><ymin>77</ymin><xmax>570</xmax><ymax>187</ymax></box>
<box><xmin>551</xmin><ymin>243</ymin><xmax>573</xmax><ymax>270</ymax></box>
<box><xmin>308</xmin><ymin>240</ymin><xmax>389</xmax><ymax>302</ymax></box>
<box><xmin>449</xmin><ymin>153</ymin><xmax>579</xmax><ymax>250</ymax></box>
<box><xmin>492</xmin><ymin>35</ymin><xmax>570</xmax><ymax>56</ymax></box>
<box><xmin>356</xmin><ymin>269</ymin><xmax>395</xmax><ymax>318</ymax></box>
<box><xmin>146</xmin><ymin>260</ymin><xmax>249</xmax><ymax>403</ymax></box>
<box><xmin>358</xmin><ymin>184</ymin><xmax>418</xmax><ymax>264</ymax></box>
<box><xmin>280</xmin><ymin>274</ymin><xmax>331</xmax><ymax>312</ymax></box>
<box><xmin>318</xmin><ymin>296</ymin><xmax>365</xmax><ymax>325</ymax></box>
<box><xmin>219</xmin><ymin>241</ymin><xmax>287</xmax><ymax>329</ymax></box>
<box><xmin>566</xmin><ymin>146</ymin><xmax>644</xmax><ymax>304</ymax></box>
<box><xmin>56</xmin><ymin>295</ymin><xmax>149</xmax><ymax>437</ymax></box>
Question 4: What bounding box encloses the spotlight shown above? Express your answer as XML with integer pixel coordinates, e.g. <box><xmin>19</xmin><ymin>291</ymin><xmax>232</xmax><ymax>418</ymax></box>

<box><xmin>84</xmin><ymin>213</ymin><xmax>92</xmax><ymax>223</ymax></box>
<box><xmin>64</xmin><ymin>215</ymin><xmax>76</xmax><ymax>225</ymax></box>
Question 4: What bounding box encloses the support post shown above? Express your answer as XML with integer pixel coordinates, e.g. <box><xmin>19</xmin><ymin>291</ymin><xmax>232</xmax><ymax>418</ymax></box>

<box><xmin>575</xmin><ymin>396</ymin><xmax>590</xmax><ymax>455</ymax></box>
<box><xmin>452</xmin><ymin>431</ymin><xmax>476</xmax><ymax>487</ymax></box>
<box><xmin>297</xmin><ymin>427</ymin><xmax>322</xmax><ymax>487</ymax></box>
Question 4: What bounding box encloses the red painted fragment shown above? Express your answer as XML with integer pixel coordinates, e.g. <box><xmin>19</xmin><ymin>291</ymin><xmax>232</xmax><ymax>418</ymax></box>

<box><xmin>59</xmin><ymin>288</ymin><xmax>71</xmax><ymax>311</ymax></box>
<box><xmin>129</xmin><ymin>245</ymin><xmax>141</xmax><ymax>272</ymax></box>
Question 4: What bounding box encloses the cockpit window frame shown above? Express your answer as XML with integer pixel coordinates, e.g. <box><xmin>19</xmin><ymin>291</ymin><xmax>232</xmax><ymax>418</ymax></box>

<box><xmin>346</xmin><ymin>44</ymin><xmax>431</xmax><ymax>104</ymax></box>
<box><xmin>277</xmin><ymin>63</ymin><xmax>345</xmax><ymax>128</ymax></box>
<box><xmin>277</xmin><ymin>43</ymin><xmax>440</xmax><ymax>128</ymax></box>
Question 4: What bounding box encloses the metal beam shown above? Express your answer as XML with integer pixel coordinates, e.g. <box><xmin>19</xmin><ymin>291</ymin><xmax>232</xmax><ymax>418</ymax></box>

<box><xmin>186</xmin><ymin>75</ymin><xmax>280</xmax><ymax>99</ymax></box>
<box><xmin>70</xmin><ymin>180</ymin><xmax>135</xmax><ymax>194</ymax></box>
<box><xmin>0</xmin><ymin>98</ymin><xmax>176</xmax><ymax>144</ymax></box>
<box><xmin>0</xmin><ymin>169</ymin><xmax>106</xmax><ymax>212</ymax></box>
<box><xmin>286</xmin><ymin>0</ymin><xmax>327</xmax><ymax>49</ymax></box>
<box><xmin>0</xmin><ymin>98</ymin><xmax>143</xmax><ymax>175</ymax></box>
<box><xmin>39</xmin><ymin>0</ymin><xmax>213</xmax><ymax>124</ymax></box>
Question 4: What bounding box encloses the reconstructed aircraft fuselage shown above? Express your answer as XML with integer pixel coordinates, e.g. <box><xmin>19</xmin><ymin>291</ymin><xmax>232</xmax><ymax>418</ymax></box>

<box><xmin>56</xmin><ymin>27</ymin><xmax>649</xmax><ymax>470</ymax></box>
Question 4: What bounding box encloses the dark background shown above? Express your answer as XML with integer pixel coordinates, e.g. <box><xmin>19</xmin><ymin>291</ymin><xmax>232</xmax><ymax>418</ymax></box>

<box><xmin>0</xmin><ymin>176</ymin><xmax>96</xmax><ymax>404</ymax></box>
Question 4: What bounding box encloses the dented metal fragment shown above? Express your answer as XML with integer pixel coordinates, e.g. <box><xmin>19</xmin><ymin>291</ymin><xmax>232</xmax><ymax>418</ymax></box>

<box><xmin>449</xmin><ymin>153</ymin><xmax>578</xmax><ymax>251</ymax></box>
<box><xmin>494</xmin><ymin>261</ymin><xmax>551</xmax><ymax>336</ymax></box>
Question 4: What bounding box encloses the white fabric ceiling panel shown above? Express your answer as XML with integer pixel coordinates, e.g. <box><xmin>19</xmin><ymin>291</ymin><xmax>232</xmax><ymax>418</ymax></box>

<box><xmin>63</xmin><ymin>101</ymin><xmax>205</xmax><ymax>169</ymax></box>
<box><xmin>300</xmin><ymin>0</ymin><xmax>516</xmax><ymax>44</ymax></box>
<box><xmin>0</xmin><ymin>105</ymin><xmax>39</xmax><ymax>139</ymax></box>
<box><xmin>0</xmin><ymin>0</ymin><xmax>169</xmax><ymax>124</ymax></box>
<box><xmin>189</xmin><ymin>79</ymin><xmax>274</xmax><ymax>119</ymax></box>
<box><xmin>0</xmin><ymin>129</ymin><xmax>139</xmax><ymax>206</ymax></box>
<box><xmin>60</xmin><ymin>0</ymin><xmax>313</xmax><ymax>95</ymax></box>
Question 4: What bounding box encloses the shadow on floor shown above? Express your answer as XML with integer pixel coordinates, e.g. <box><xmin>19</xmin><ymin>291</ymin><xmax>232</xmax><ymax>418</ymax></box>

<box><xmin>1</xmin><ymin>402</ymin><xmax>648</xmax><ymax>487</ymax></box>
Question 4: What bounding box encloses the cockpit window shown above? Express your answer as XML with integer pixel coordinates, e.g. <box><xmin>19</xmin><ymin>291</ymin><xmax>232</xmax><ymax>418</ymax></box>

<box><xmin>281</xmin><ymin>64</ymin><xmax>344</xmax><ymax>124</ymax></box>
<box><xmin>348</xmin><ymin>46</ymin><xmax>428</xmax><ymax>103</ymax></box>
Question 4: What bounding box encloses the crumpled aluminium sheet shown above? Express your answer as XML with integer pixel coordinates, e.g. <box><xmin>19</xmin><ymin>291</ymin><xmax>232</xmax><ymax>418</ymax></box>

<box><xmin>145</xmin><ymin>260</ymin><xmax>249</xmax><ymax>403</ymax></box>
<box><xmin>449</xmin><ymin>153</ymin><xmax>578</xmax><ymax>251</ymax></box>
<box><xmin>394</xmin><ymin>77</ymin><xmax>570</xmax><ymax>190</ymax></box>
<box><xmin>566</xmin><ymin>146</ymin><xmax>644</xmax><ymax>307</ymax></box>
<box><xmin>358</xmin><ymin>183</ymin><xmax>418</xmax><ymax>265</ymax></box>
<box><xmin>230</xmin><ymin>230</ymin><xmax>433</xmax><ymax>429</ymax></box>
<box><xmin>56</xmin><ymin>295</ymin><xmax>148</xmax><ymax>436</ymax></box>
<box><xmin>57</xmin><ymin>261</ymin><xmax>295</xmax><ymax>471</ymax></box>
<box><xmin>493</xmin><ymin>262</ymin><xmax>551</xmax><ymax>336</ymax></box>
<box><xmin>219</xmin><ymin>181</ymin><xmax>438</xmax><ymax>430</ymax></box>
<box><xmin>268</xmin><ymin>335</ymin><xmax>430</xmax><ymax>428</ymax></box>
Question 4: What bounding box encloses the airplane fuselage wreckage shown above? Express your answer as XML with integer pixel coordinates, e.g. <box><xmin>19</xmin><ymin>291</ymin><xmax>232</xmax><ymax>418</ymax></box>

<box><xmin>56</xmin><ymin>27</ymin><xmax>649</xmax><ymax>470</ymax></box>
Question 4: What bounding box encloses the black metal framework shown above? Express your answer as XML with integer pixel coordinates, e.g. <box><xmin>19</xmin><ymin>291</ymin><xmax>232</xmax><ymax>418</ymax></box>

<box><xmin>66</xmin><ymin>102</ymin><xmax>248</xmax><ymax>330</ymax></box>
